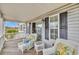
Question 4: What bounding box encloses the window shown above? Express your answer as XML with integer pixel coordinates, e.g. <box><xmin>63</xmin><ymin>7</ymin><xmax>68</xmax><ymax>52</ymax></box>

<box><xmin>36</xmin><ymin>21</ymin><xmax>42</xmax><ymax>41</ymax></box>
<box><xmin>19</xmin><ymin>23</ymin><xmax>26</xmax><ymax>33</ymax></box>
<box><xmin>49</xmin><ymin>15</ymin><xmax>58</xmax><ymax>40</ymax></box>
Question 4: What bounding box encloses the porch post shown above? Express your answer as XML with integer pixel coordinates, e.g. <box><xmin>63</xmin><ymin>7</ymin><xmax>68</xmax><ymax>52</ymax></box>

<box><xmin>42</xmin><ymin>19</ymin><xmax>45</xmax><ymax>41</ymax></box>
<box><xmin>0</xmin><ymin>11</ymin><xmax>5</xmax><ymax>52</ymax></box>
<box><xmin>29</xmin><ymin>22</ymin><xmax>32</xmax><ymax>34</ymax></box>
<box><xmin>0</xmin><ymin>11</ymin><xmax>4</xmax><ymax>37</ymax></box>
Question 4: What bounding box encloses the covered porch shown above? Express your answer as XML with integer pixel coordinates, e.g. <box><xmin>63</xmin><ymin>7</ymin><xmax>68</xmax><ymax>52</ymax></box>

<box><xmin>0</xmin><ymin>3</ymin><xmax>79</xmax><ymax>55</ymax></box>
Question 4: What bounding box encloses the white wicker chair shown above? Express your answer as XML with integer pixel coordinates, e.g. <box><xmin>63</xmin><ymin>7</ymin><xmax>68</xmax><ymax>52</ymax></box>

<box><xmin>34</xmin><ymin>41</ymin><xmax>44</xmax><ymax>54</ymax></box>
<box><xmin>18</xmin><ymin>34</ymin><xmax>37</xmax><ymax>54</ymax></box>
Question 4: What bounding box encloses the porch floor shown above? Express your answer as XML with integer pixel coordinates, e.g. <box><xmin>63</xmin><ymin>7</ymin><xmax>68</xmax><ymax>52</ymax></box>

<box><xmin>1</xmin><ymin>38</ymin><xmax>39</xmax><ymax>55</ymax></box>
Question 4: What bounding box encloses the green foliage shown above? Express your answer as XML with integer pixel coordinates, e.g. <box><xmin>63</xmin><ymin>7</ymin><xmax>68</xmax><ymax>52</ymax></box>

<box><xmin>7</xmin><ymin>29</ymin><xmax>18</xmax><ymax>33</ymax></box>
<box><xmin>5</xmin><ymin>27</ymin><xmax>18</xmax><ymax>39</ymax></box>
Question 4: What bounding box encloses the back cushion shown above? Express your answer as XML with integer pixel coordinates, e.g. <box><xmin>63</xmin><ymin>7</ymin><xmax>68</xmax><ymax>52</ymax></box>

<box><xmin>54</xmin><ymin>39</ymin><xmax>78</xmax><ymax>55</ymax></box>
<box><xmin>27</xmin><ymin>34</ymin><xmax>37</xmax><ymax>42</ymax></box>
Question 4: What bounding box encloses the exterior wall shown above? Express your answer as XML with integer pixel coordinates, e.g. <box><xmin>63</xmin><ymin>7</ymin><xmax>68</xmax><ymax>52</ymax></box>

<box><xmin>68</xmin><ymin>7</ymin><xmax>79</xmax><ymax>43</ymax></box>
<box><xmin>42</xmin><ymin>5</ymin><xmax>79</xmax><ymax>44</ymax></box>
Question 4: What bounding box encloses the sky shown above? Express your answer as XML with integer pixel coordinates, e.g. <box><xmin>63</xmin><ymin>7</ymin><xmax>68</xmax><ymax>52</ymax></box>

<box><xmin>4</xmin><ymin>21</ymin><xmax>18</xmax><ymax>27</ymax></box>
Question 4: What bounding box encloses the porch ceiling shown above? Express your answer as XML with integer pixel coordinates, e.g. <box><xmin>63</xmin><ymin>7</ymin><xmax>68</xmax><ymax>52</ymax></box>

<box><xmin>0</xmin><ymin>3</ymin><xmax>67</xmax><ymax>22</ymax></box>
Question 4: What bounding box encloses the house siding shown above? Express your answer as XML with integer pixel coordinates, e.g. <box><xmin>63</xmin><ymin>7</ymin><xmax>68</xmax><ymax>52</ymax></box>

<box><xmin>68</xmin><ymin>7</ymin><xmax>79</xmax><ymax>43</ymax></box>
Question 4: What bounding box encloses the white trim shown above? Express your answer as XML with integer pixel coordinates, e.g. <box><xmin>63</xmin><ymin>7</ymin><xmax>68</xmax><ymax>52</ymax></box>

<box><xmin>42</xmin><ymin>20</ymin><xmax>45</xmax><ymax>41</ymax></box>
<box><xmin>49</xmin><ymin>16</ymin><xmax>50</xmax><ymax>40</ymax></box>
<box><xmin>58</xmin><ymin>13</ymin><xmax>60</xmax><ymax>39</ymax></box>
<box><xmin>28</xmin><ymin>22</ymin><xmax>32</xmax><ymax>34</ymax></box>
<box><xmin>31</xmin><ymin>22</ymin><xmax>32</xmax><ymax>34</ymax></box>
<box><xmin>49</xmin><ymin>14</ymin><xmax>59</xmax><ymax>18</ymax></box>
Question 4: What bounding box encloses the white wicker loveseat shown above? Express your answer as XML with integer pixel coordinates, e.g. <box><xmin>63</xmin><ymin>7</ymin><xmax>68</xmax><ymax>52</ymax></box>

<box><xmin>43</xmin><ymin>39</ymin><xmax>79</xmax><ymax>55</ymax></box>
